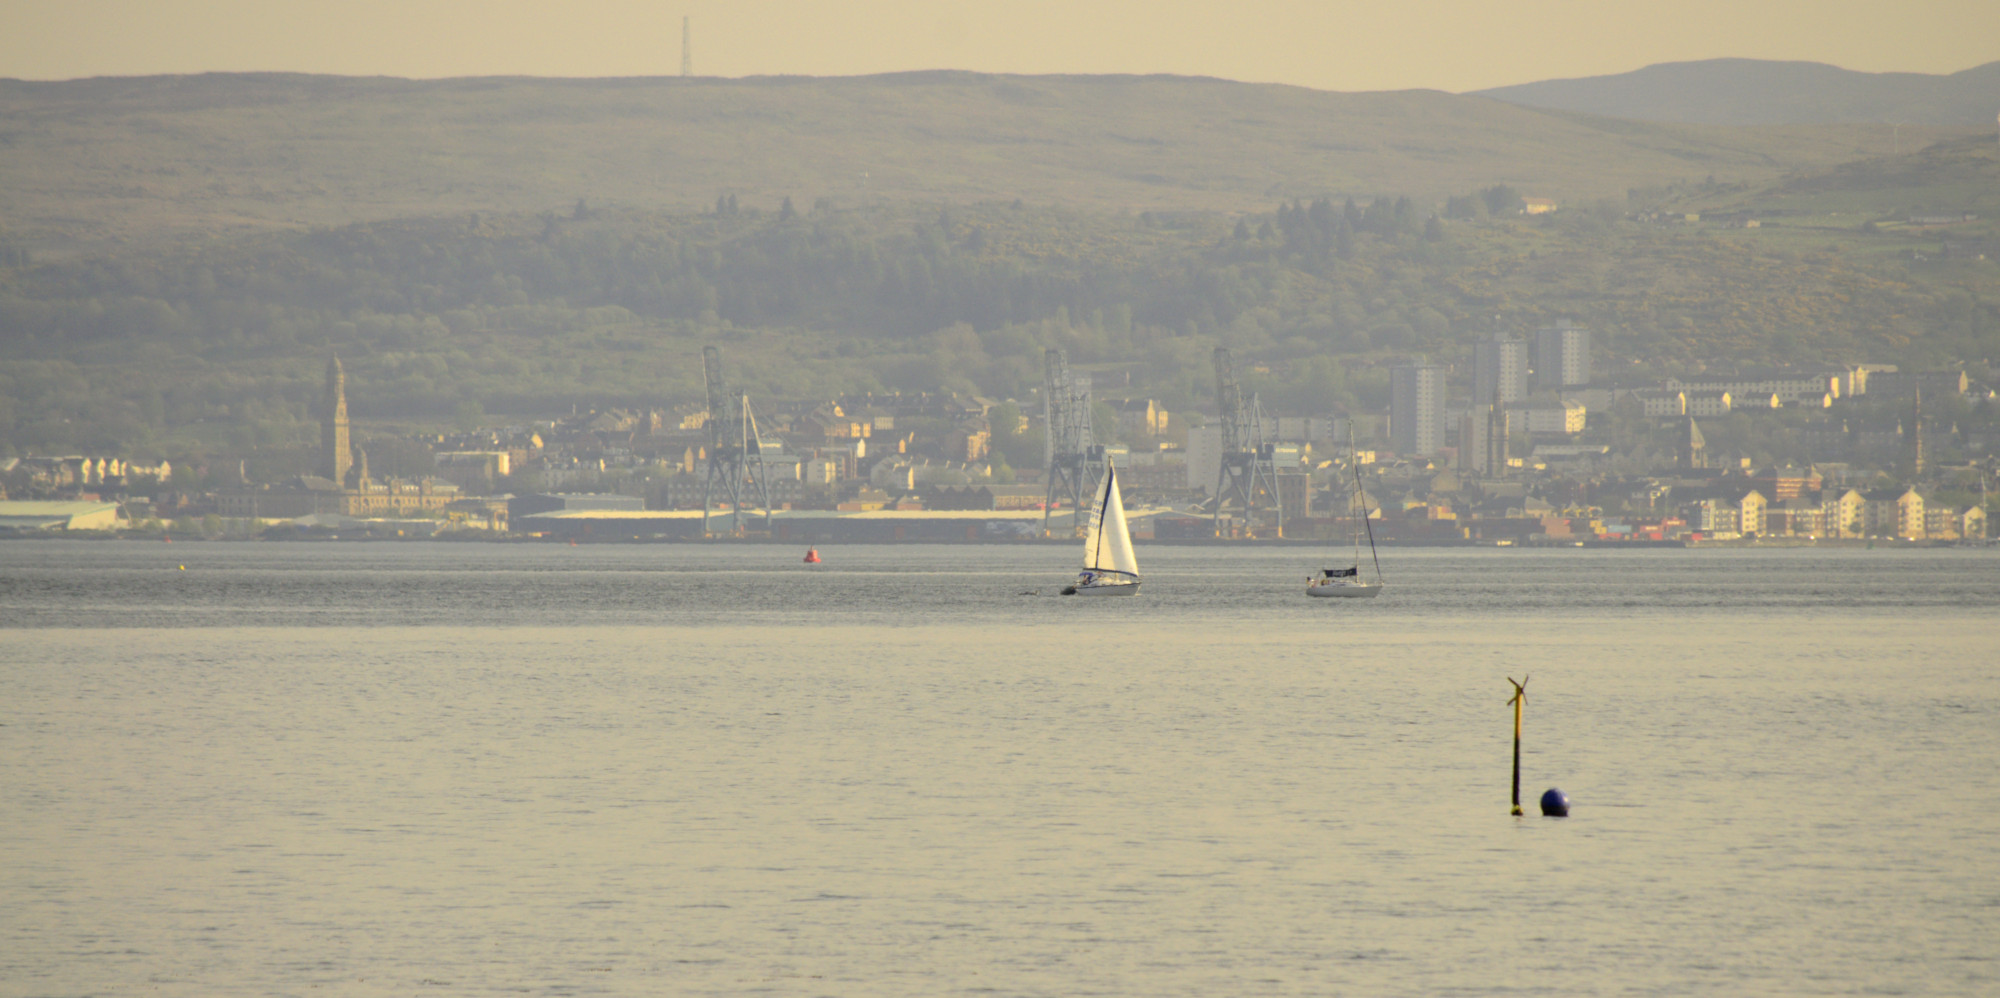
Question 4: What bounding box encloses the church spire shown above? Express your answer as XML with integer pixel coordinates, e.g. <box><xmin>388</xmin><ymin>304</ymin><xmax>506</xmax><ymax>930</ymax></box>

<box><xmin>321</xmin><ymin>355</ymin><xmax>352</xmax><ymax>484</ymax></box>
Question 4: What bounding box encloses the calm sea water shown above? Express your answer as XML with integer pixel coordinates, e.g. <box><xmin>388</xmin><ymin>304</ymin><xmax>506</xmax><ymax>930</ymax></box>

<box><xmin>2</xmin><ymin>541</ymin><xmax>1996</xmax><ymax>996</ymax></box>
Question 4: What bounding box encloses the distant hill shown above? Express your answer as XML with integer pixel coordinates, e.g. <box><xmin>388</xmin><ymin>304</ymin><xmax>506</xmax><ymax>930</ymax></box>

<box><xmin>0</xmin><ymin>71</ymin><xmax>1933</xmax><ymax>246</ymax></box>
<box><xmin>1476</xmin><ymin>58</ymin><xmax>2000</xmax><ymax>127</ymax></box>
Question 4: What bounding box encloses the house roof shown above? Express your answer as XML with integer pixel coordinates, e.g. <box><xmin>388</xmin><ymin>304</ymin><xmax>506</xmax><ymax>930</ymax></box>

<box><xmin>1861</xmin><ymin>487</ymin><xmax>1918</xmax><ymax>500</ymax></box>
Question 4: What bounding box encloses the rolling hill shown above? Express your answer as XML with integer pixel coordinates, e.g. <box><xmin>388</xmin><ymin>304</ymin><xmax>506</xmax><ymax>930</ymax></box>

<box><xmin>0</xmin><ymin>71</ymin><xmax>1949</xmax><ymax>248</ymax></box>
<box><xmin>1476</xmin><ymin>58</ymin><xmax>2000</xmax><ymax>127</ymax></box>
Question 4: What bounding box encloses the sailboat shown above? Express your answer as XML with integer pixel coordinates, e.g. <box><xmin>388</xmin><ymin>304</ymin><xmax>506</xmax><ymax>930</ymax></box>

<box><xmin>1061</xmin><ymin>465</ymin><xmax>1141</xmax><ymax>596</ymax></box>
<box><xmin>1308</xmin><ymin>427</ymin><xmax>1384</xmax><ymax>598</ymax></box>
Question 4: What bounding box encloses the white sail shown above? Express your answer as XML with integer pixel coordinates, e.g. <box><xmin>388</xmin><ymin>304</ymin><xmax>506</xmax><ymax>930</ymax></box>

<box><xmin>1083</xmin><ymin>466</ymin><xmax>1140</xmax><ymax>576</ymax></box>
<box><xmin>1102</xmin><ymin>469</ymin><xmax>1139</xmax><ymax>576</ymax></box>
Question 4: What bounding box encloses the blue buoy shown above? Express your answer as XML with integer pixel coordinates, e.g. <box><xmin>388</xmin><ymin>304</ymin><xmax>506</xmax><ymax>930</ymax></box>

<box><xmin>1539</xmin><ymin>788</ymin><xmax>1569</xmax><ymax>817</ymax></box>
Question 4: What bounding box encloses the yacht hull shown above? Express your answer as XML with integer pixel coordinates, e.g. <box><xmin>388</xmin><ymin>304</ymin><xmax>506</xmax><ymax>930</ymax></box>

<box><xmin>1064</xmin><ymin>580</ymin><xmax>1140</xmax><ymax>596</ymax></box>
<box><xmin>1307</xmin><ymin>581</ymin><xmax>1382</xmax><ymax>598</ymax></box>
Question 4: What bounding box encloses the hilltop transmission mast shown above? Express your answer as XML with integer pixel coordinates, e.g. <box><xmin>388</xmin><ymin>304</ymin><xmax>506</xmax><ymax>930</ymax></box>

<box><xmin>1210</xmin><ymin>347</ymin><xmax>1282</xmax><ymax>537</ymax></box>
<box><xmin>700</xmin><ymin>345</ymin><xmax>772</xmax><ymax>537</ymax></box>
<box><xmin>1043</xmin><ymin>348</ymin><xmax>1104</xmax><ymax>537</ymax></box>
<box><xmin>681</xmin><ymin>17</ymin><xmax>692</xmax><ymax>77</ymax></box>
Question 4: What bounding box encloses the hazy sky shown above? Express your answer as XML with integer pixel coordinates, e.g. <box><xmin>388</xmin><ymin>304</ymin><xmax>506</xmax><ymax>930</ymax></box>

<box><xmin>2</xmin><ymin>0</ymin><xmax>1994</xmax><ymax>93</ymax></box>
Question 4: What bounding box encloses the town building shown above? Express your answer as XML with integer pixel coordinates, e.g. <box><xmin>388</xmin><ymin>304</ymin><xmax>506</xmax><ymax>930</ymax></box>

<box><xmin>1390</xmin><ymin>364</ymin><xmax>1446</xmax><ymax>457</ymax></box>
<box><xmin>1865</xmin><ymin>370</ymin><xmax>1968</xmax><ymax>400</ymax></box>
<box><xmin>1688</xmin><ymin>392</ymin><xmax>1733</xmax><ymax>417</ymax></box>
<box><xmin>1534</xmin><ymin>321</ymin><xmax>1591</xmax><ymax>388</ymax></box>
<box><xmin>1663</xmin><ymin>372</ymin><xmax>1840</xmax><ymax>406</ymax></box>
<box><xmin>218</xmin><ymin>356</ymin><xmax>465</xmax><ymax>519</ymax></box>
<box><xmin>1473</xmin><ymin>333</ymin><xmax>1530</xmax><ymax>406</ymax></box>
<box><xmin>1639</xmin><ymin>390</ymin><xmax>1687</xmax><ymax>417</ymax></box>
<box><xmin>1113</xmin><ymin>399</ymin><xmax>1170</xmax><ymax>439</ymax></box>
<box><xmin>1512</xmin><ymin>396</ymin><xmax>1586</xmax><ymax>435</ymax></box>
<box><xmin>1184</xmin><ymin>424</ymin><xmax>1222</xmax><ymax>492</ymax></box>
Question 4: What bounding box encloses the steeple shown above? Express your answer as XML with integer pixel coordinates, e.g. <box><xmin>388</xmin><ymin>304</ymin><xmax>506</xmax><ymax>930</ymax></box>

<box><xmin>321</xmin><ymin>355</ymin><xmax>352</xmax><ymax>484</ymax></box>
<box><xmin>1678</xmin><ymin>415</ymin><xmax>1707</xmax><ymax>470</ymax></box>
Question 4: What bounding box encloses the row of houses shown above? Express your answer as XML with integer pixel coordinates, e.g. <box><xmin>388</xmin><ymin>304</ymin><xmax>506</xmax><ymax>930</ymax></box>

<box><xmin>2</xmin><ymin>456</ymin><xmax>174</xmax><ymax>490</ymax></box>
<box><xmin>1675</xmin><ymin>484</ymin><xmax>1983</xmax><ymax>540</ymax></box>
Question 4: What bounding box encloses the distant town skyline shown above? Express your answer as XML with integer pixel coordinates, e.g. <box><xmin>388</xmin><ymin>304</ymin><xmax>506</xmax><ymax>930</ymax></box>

<box><xmin>2</xmin><ymin>0</ymin><xmax>1995</xmax><ymax>94</ymax></box>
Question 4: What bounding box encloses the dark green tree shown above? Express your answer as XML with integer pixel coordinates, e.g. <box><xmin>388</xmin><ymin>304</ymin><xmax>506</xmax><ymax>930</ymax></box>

<box><xmin>1480</xmin><ymin>184</ymin><xmax>1520</xmax><ymax>215</ymax></box>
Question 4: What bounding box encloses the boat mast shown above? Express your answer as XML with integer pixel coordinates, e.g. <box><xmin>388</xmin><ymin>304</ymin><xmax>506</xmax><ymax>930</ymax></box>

<box><xmin>1348</xmin><ymin>421</ymin><xmax>1362</xmax><ymax>570</ymax></box>
<box><xmin>1350</xmin><ymin>422</ymin><xmax>1382</xmax><ymax>583</ymax></box>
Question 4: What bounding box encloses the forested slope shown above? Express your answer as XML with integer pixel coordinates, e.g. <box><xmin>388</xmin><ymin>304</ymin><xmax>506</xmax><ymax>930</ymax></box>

<box><xmin>5</xmin><ymin>178</ymin><xmax>1996</xmax><ymax>457</ymax></box>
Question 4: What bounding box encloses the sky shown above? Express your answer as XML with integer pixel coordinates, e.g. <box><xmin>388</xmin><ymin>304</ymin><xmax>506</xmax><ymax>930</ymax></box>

<box><xmin>1</xmin><ymin>0</ymin><xmax>1995</xmax><ymax>93</ymax></box>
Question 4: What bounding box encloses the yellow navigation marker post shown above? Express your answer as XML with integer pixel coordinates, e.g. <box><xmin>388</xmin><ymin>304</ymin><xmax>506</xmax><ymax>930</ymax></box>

<box><xmin>1507</xmin><ymin>675</ymin><xmax>1529</xmax><ymax>816</ymax></box>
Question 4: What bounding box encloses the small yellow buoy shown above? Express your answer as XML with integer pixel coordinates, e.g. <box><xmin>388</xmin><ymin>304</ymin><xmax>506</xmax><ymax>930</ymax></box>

<box><xmin>179</xmin><ymin>565</ymin><xmax>186</xmax><ymax>571</ymax></box>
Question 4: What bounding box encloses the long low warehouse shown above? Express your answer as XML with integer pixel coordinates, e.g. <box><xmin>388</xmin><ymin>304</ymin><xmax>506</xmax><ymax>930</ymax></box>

<box><xmin>0</xmin><ymin>500</ymin><xmax>124</xmax><ymax>531</ymax></box>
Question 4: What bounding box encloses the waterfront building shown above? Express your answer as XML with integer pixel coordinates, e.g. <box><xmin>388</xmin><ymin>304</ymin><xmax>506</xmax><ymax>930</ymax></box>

<box><xmin>1765</xmin><ymin>497</ymin><xmax>1827</xmax><ymax>537</ymax></box>
<box><xmin>1819</xmin><ymin>488</ymin><xmax>1867</xmax><ymax>538</ymax></box>
<box><xmin>1734</xmin><ymin>488</ymin><xmax>1769</xmax><ymax>537</ymax></box>
<box><xmin>1862</xmin><ymin>487</ymin><xmax>1926</xmax><ymax>540</ymax></box>
<box><xmin>1953</xmin><ymin>505</ymin><xmax>1988</xmax><ymax>540</ymax></box>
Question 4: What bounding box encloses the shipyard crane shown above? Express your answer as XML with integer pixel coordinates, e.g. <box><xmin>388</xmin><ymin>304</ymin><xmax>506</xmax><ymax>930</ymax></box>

<box><xmin>701</xmin><ymin>345</ymin><xmax>773</xmax><ymax>537</ymax></box>
<box><xmin>1042</xmin><ymin>348</ymin><xmax>1104</xmax><ymax>537</ymax></box>
<box><xmin>1210</xmin><ymin>347</ymin><xmax>1282</xmax><ymax>537</ymax></box>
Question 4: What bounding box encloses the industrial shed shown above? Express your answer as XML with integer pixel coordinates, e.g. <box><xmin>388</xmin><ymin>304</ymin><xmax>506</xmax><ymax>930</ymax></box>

<box><xmin>0</xmin><ymin>501</ymin><xmax>124</xmax><ymax>531</ymax></box>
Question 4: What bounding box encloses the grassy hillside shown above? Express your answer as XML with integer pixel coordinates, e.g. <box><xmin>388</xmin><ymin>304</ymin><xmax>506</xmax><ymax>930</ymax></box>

<box><xmin>0</xmin><ymin>71</ymin><xmax>1954</xmax><ymax>248</ymax></box>
<box><xmin>1477</xmin><ymin>58</ymin><xmax>2000</xmax><ymax>127</ymax></box>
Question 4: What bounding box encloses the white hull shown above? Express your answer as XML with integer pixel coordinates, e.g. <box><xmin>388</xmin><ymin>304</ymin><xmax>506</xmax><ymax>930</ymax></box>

<box><xmin>1307</xmin><ymin>580</ymin><xmax>1382</xmax><ymax>598</ymax></box>
<box><xmin>1067</xmin><ymin>580</ymin><xmax>1140</xmax><ymax>596</ymax></box>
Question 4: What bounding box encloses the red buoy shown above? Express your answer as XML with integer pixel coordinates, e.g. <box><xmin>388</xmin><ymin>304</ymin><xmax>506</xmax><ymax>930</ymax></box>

<box><xmin>803</xmin><ymin>547</ymin><xmax>821</xmax><ymax>564</ymax></box>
